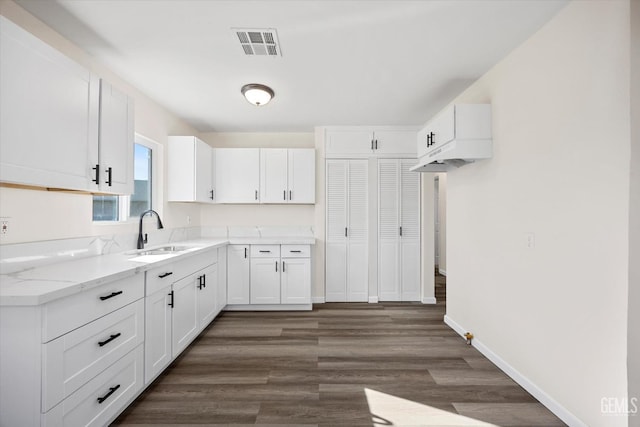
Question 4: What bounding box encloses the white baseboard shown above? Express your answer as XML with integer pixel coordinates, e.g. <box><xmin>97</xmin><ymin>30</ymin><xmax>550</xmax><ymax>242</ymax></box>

<box><xmin>422</xmin><ymin>297</ymin><xmax>437</xmax><ymax>304</ymax></box>
<box><xmin>312</xmin><ymin>296</ymin><xmax>325</xmax><ymax>304</ymax></box>
<box><xmin>368</xmin><ymin>296</ymin><xmax>379</xmax><ymax>304</ymax></box>
<box><xmin>443</xmin><ymin>315</ymin><xmax>587</xmax><ymax>427</ymax></box>
<box><xmin>438</xmin><ymin>268</ymin><xmax>447</xmax><ymax>276</ymax></box>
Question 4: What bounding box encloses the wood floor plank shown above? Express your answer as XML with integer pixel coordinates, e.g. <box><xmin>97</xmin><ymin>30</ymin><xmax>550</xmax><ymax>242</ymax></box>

<box><xmin>112</xmin><ymin>281</ymin><xmax>566</xmax><ymax>426</ymax></box>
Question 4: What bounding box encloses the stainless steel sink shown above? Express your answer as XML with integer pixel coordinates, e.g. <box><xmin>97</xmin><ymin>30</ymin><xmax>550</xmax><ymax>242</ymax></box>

<box><xmin>136</xmin><ymin>245</ymin><xmax>189</xmax><ymax>256</ymax></box>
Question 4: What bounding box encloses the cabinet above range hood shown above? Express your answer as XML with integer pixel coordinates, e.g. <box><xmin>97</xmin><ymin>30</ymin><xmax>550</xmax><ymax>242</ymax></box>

<box><xmin>410</xmin><ymin>104</ymin><xmax>492</xmax><ymax>173</ymax></box>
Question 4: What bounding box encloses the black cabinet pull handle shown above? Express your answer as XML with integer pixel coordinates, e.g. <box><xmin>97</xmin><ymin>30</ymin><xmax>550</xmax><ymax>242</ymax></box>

<box><xmin>98</xmin><ymin>333</ymin><xmax>121</xmax><ymax>347</ymax></box>
<box><xmin>345</xmin><ymin>227</ymin><xmax>348</xmax><ymax>237</ymax></box>
<box><xmin>400</xmin><ymin>226</ymin><xmax>403</xmax><ymax>236</ymax></box>
<box><xmin>284</xmin><ymin>190</ymin><xmax>286</xmax><ymax>200</ymax></box>
<box><xmin>158</xmin><ymin>272</ymin><xmax>173</xmax><ymax>279</ymax></box>
<box><xmin>275</xmin><ymin>261</ymin><xmax>278</xmax><ymax>272</ymax></box>
<box><xmin>92</xmin><ymin>164</ymin><xmax>99</xmax><ymax>185</ymax></box>
<box><xmin>244</xmin><ymin>247</ymin><xmax>247</xmax><ymax>258</ymax></box>
<box><xmin>290</xmin><ymin>250</ymin><xmax>302</xmax><ymax>253</ymax></box>
<box><xmin>97</xmin><ymin>384</ymin><xmax>120</xmax><ymax>404</ymax></box>
<box><xmin>203</xmin><ymin>274</ymin><xmax>206</xmax><ymax>287</ymax></box>
<box><xmin>210</xmin><ymin>190</ymin><xmax>214</xmax><ymax>200</ymax></box>
<box><xmin>371</xmin><ymin>139</ymin><xmax>374</xmax><ymax>150</ymax></box>
<box><xmin>99</xmin><ymin>291</ymin><xmax>122</xmax><ymax>301</ymax></box>
<box><xmin>255</xmin><ymin>190</ymin><xmax>258</xmax><ymax>200</ymax></box>
<box><xmin>259</xmin><ymin>250</ymin><xmax>271</xmax><ymax>253</ymax></box>
<box><xmin>289</xmin><ymin>190</ymin><xmax>292</xmax><ymax>200</ymax></box>
<box><xmin>198</xmin><ymin>275</ymin><xmax>203</xmax><ymax>289</ymax></box>
<box><xmin>282</xmin><ymin>261</ymin><xmax>285</xmax><ymax>272</ymax></box>
<box><xmin>105</xmin><ymin>167</ymin><xmax>113</xmax><ymax>187</ymax></box>
<box><xmin>168</xmin><ymin>290</ymin><xmax>174</xmax><ymax>308</ymax></box>
<box><xmin>375</xmin><ymin>139</ymin><xmax>378</xmax><ymax>150</ymax></box>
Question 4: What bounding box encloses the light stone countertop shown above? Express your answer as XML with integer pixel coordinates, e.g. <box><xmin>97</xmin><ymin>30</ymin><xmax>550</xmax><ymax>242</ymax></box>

<box><xmin>0</xmin><ymin>237</ymin><xmax>316</xmax><ymax>307</ymax></box>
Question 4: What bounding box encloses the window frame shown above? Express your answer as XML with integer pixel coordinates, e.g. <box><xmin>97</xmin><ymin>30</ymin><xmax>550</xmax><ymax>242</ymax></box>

<box><xmin>92</xmin><ymin>133</ymin><xmax>163</xmax><ymax>224</ymax></box>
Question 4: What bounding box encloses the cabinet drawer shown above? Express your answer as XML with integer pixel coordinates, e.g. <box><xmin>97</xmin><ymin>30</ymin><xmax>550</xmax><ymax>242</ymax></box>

<box><xmin>146</xmin><ymin>249</ymin><xmax>217</xmax><ymax>295</ymax></box>
<box><xmin>281</xmin><ymin>245</ymin><xmax>310</xmax><ymax>258</ymax></box>
<box><xmin>42</xmin><ymin>299</ymin><xmax>144</xmax><ymax>412</ymax></box>
<box><xmin>43</xmin><ymin>345</ymin><xmax>143</xmax><ymax>427</ymax></box>
<box><xmin>43</xmin><ymin>273</ymin><xmax>144</xmax><ymax>342</ymax></box>
<box><xmin>251</xmin><ymin>245</ymin><xmax>280</xmax><ymax>258</ymax></box>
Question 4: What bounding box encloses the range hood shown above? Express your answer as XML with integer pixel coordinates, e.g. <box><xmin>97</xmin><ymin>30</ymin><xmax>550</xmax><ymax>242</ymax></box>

<box><xmin>410</xmin><ymin>104</ymin><xmax>492</xmax><ymax>173</ymax></box>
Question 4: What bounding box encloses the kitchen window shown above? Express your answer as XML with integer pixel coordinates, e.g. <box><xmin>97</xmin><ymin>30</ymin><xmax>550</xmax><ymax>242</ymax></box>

<box><xmin>92</xmin><ymin>135</ymin><xmax>161</xmax><ymax>222</ymax></box>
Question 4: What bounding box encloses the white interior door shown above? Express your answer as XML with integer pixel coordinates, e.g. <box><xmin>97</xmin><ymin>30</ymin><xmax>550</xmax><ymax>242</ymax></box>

<box><xmin>325</xmin><ymin>160</ymin><xmax>348</xmax><ymax>301</ymax></box>
<box><xmin>378</xmin><ymin>159</ymin><xmax>400</xmax><ymax>301</ymax></box>
<box><xmin>400</xmin><ymin>159</ymin><xmax>421</xmax><ymax>301</ymax></box>
<box><xmin>347</xmin><ymin>160</ymin><xmax>368</xmax><ymax>302</ymax></box>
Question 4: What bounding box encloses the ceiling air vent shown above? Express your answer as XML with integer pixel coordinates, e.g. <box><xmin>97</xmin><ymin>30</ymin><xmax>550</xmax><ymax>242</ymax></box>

<box><xmin>233</xmin><ymin>28</ymin><xmax>281</xmax><ymax>56</ymax></box>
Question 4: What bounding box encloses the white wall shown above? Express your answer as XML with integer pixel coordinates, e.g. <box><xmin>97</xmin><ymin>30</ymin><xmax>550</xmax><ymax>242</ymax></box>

<box><xmin>437</xmin><ymin>173</ymin><xmax>447</xmax><ymax>274</ymax></box>
<box><xmin>0</xmin><ymin>0</ymin><xmax>201</xmax><ymax>244</ymax></box>
<box><xmin>445</xmin><ymin>1</ymin><xmax>631</xmax><ymax>426</ymax></box>
<box><xmin>629</xmin><ymin>1</ymin><xmax>640</xmax><ymax>425</ymax></box>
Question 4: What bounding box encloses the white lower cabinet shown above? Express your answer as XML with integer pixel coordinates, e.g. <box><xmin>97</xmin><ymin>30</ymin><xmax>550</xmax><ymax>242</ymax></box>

<box><xmin>228</xmin><ymin>244</ymin><xmax>312</xmax><ymax>308</ymax></box>
<box><xmin>43</xmin><ymin>345</ymin><xmax>144</xmax><ymax>427</ymax></box>
<box><xmin>0</xmin><ymin>272</ymin><xmax>145</xmax><ymax>427</ymax></box>
<box><xmin>281</xmin><ymin>257</ymin><xmax>311</xmax><ymax>304</ymax></box>
<box><xmin>227</xmin><ymin>245</ymin><xmax>250</xmax><ymax>304</ymax></box>
<box><xmin>144</xmin><ymin>247</ymin><xmax>224</xmax><ymax>384</ymax></box>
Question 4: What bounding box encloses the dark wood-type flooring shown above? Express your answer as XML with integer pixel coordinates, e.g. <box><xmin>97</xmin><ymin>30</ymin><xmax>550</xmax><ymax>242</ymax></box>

<box><xmin>113</xmin><ymin>275</ymin><xmax>565</xmax><ymax>426</ymax></box>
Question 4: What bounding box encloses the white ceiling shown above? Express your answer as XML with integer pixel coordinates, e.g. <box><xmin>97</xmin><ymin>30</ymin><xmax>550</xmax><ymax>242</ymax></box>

<box><xmin>16</xmin><ymin>0</ymin><xmax>568</xmax><ymax>132</ymax></box>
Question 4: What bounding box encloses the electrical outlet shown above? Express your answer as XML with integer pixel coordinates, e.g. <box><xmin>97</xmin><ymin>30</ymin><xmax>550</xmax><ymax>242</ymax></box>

<box><xmin>525</xmin><ymin>232</ymin><xmax>535</xmax><ymax>249</ymax></box>
<box><xmin>1</xmin><ymin>220</ymin><xmax>8</xmax><ymax>235</ymax></box>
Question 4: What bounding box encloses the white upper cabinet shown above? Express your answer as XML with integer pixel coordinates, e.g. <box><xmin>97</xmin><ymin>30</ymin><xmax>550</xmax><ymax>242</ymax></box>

<box><xmin>260</xmin><ymin>148</ymin><xmax>315</xmax><ymax>204</ymax></box>
<box><xmin>0</xmin><ymin>17</ymin><xmax>134</xmax><ymax>194</ymax></box>
<box><xmin>0</xmin><ymin>16</ymin><xmax>99</xmax><ymax>192</ymax></box>
<box><xmin>168</xmin><ymin>136</ymin><xmax>214</xmax><ymax>203</ymax></box>
<box><xmin>96</xmin><ymin>80</ymin><xmax>134</xmax><ymax>194</ymax></box>
<box><xmin>325</xmin><ymin>127</ymin><xmax>417</xmax><ymax>158</ymax></box>
<box><xmin>416</xmin><ymin>104</ymin><xmax>492</xmax><ymax>159</ymax></box>
<box><xmin>215</xmin><ymin>148</ymin><xmax>260</xmax><ymax>203</ymax></box>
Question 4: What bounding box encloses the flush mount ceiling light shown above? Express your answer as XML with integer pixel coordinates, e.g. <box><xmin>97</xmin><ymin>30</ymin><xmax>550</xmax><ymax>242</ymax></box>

<box><xmin>241</xmin><ymin>83</ymin><xmax>274</xmax><ymax>106</ymax></box>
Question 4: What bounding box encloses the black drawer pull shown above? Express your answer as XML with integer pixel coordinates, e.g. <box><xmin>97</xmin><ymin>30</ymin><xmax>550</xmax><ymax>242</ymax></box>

<box><xmin>259</xmin><ymin>250</ymin><xmax>271</xmax><ymax>253</ymax></box>
<box><xmin>98</xmin><ymin>333</ymin><xmax>121</xmax><ymax>347</ymax></box>
<box><xmin>244</xmin><ymin>247</ymin><xmax>247</xmax><ymax>258</ymax></box>
<box><xmin>99</xmin><ymin>291</ymin><xmax>122</xmax><ymax>301</ymax></box>
<box><xmin>290</xmin><ymin>250</ymin><xmax>302</xmax><ymax>253</ymax></box>
<box><xmin>158</xmin><ymin>272</ymin><xmax>173</xmax><ymax>279</ymax></box>
<box><xmin>97</xmin><ymin>384</ymin><xmax>120</xmax><ymax>404</ymax></box>
<box><xmin>168</xmin><ymin>290</ymin><xmax>174</xmax><ymax>308</ymax></box>
<box><xmin>105</xmin><ymin>167</ymin><xmax>113</xmax><ymax>187</ymax></box>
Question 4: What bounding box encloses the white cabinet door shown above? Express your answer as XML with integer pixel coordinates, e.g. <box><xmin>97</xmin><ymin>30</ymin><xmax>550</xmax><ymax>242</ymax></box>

<box><xmin>377</xmin><ymin>159</ymin><xmax>421</xmax><ymax>301</ymax></box>
<box><xmin>217</xmin><ymin>247</ymin><xmax>227</xmax><ymax>313</ymax></box>
<box><xmin>227</xmin><ymin>245</ymin><xmax>250</xmax><ymax>305</ymax></box>
<box><xmin>215</xmin><ymin>148</ymin><xmax>260</xmax><ymax>203</ymax></box>
<box><xmin>281</xmin><ymin>258</ymin><xmax>311</xmax><ymax>304</ymax></box>
<box><xmin>325</xmin><ymin>130</ymin><xmax>374</xmax><ymax>156</ymax></box>
<box><xmin>260</xmin><ymin>148</ymin><xmax>288</xmax><ymax>203</ymax></box>
<box><xmin>250</xmin><ymin>258</ymin><xmax>281</xmax><ymax>304</ymax></box>
<box><xmin>0</xmin><ymin>16</ymin><xmax>99</xmax><ymax>192</ymax></box>
<box><xmin>196</xmin><ymin>263</ymin><xmax>218</xmax><ymax>331</ymax></box>
<box><xmin>171</xmin><ymin>275</ymin><xmax>199</xmax><ymax>357</ymax></box>
<box><xmin>168</xmin><ymin>136</ymin><xmax>213</xmax><ymax>203</ymax></box>
<box><xmin>97</xmin><ymin>80</ymin><xmax>134</xmax><ymax>194</ymax></box>
<box><xmin>144</xmin><ymin>286</ymin><xmax>172</xmax><ymax>384</ymax></box>
<box><xmin>378</xmin><ymin>159</ymin><xmax>401</xmax><ymax>301</ymax></box>
<box><xmin>325</xmin><ymin>159</ymin><xmax>368</xmax><ymax>302</ymax></box>
<box><xmin>373</xmin><ymin>130</ymin><xmax>417</xmax><ymax>157</ymax></box>
<box><xmin>288</xmin><ymin>149</ymin><xmax>315</xmax><ymax>203</ymax></box>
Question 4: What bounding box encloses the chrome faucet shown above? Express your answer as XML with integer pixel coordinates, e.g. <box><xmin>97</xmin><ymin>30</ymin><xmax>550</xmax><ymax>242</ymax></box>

<box><xmin>137</xmin><ymin>209</ymin><xmax>164</xmax><ymax>249</ymax></box>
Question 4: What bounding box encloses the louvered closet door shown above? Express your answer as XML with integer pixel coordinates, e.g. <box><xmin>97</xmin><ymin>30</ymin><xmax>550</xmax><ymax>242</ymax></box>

<box><xmin>325</xmin><ymin>160</ymin><xmax>348</xmax><ymax>302</ymax></box>
<box><xmin>346</xmin><ymin>160</ymin><xmax>368</xmax><ymax>302</ymax></box>
<box><xmin>400</xmin><ymin>159</ymin><xmax>421</xmax><ymax>301</ymax></box>
<box><xmin>378</xmin><ymin>159</ymin><xmax>401</xmax><ymax>301</ymax></box>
